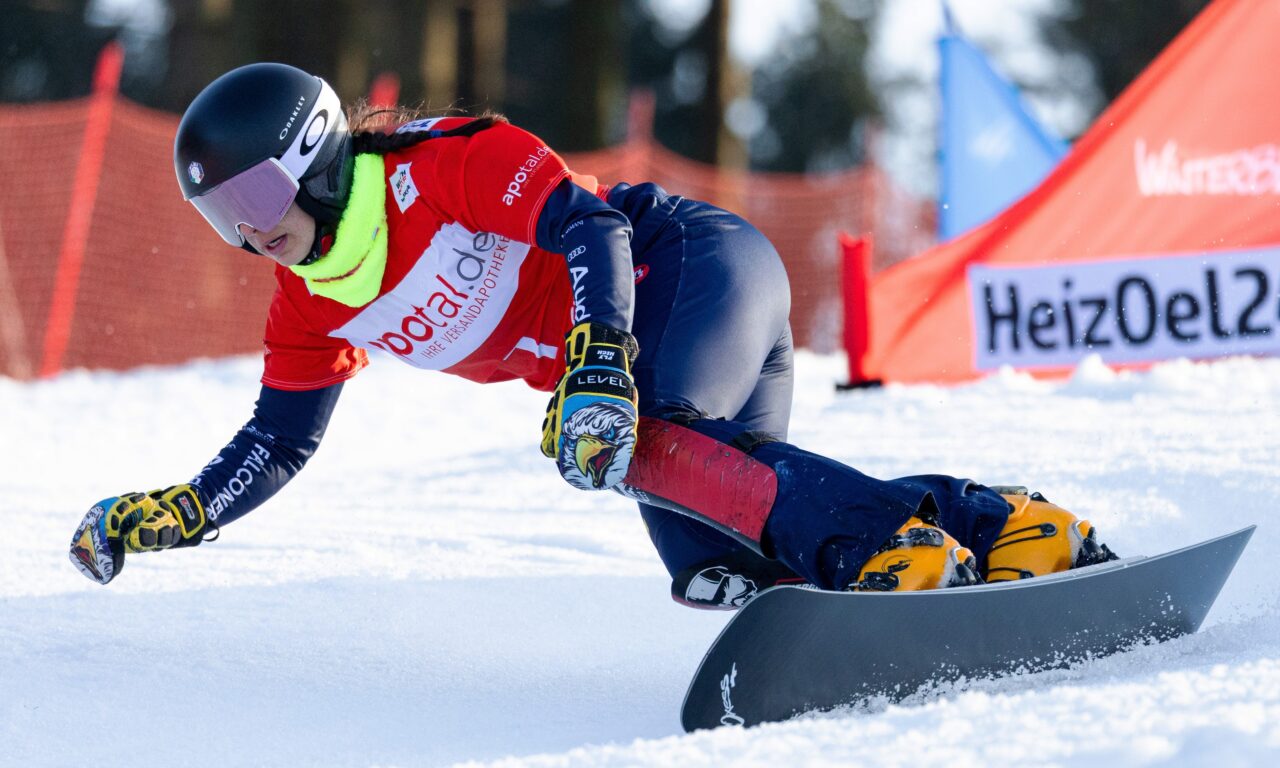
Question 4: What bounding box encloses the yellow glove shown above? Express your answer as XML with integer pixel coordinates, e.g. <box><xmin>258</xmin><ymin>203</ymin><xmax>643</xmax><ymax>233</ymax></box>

<box><xmin>541</xmin><ymin>322</ymin><xmax>640</xmax><ymax>490</ymax></box>
<box><xmin>69</xmin><ymin>484</ymin><xmax>208</xmax><ymax>585</ymax></box>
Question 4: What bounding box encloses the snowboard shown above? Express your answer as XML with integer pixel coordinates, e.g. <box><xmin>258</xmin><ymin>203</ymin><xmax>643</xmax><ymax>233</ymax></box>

<box><xmin>681</xmin><ymin>525</ymin><xmax>1254</xmax><ymax>731</ymax></box>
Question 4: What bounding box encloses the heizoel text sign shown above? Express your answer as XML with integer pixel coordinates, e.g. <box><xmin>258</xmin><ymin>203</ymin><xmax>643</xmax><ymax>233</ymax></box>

<box><xmin>968</xmin><ymin>247</ymin><xmax>1280</xmax><ymax>371</ymax></box>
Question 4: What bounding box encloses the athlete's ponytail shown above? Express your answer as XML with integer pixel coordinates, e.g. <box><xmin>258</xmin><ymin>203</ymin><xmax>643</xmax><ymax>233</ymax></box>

<box><xmin>346</xmin><ymin>100</ymin><xmax>505</xmax><ymax>155</ymax></box>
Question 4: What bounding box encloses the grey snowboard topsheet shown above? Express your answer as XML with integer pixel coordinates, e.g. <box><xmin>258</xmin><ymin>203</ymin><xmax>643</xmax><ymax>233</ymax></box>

<box><xmin>681</xmin><ymin>526</ymin><xmax>1254</xmax><ymax>731</ymax></box>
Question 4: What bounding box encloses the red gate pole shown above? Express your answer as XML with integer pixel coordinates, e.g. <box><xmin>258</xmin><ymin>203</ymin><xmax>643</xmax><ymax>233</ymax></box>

<box><xmin>0</xmin><ymin>216</ymin><xmax>33</xmax><ymax>378</ymax></box>
<box><xmin>368</xmin><ymin>71</ymin><xmax>401</xmax><ymax>109</ymax></box>
<box><xmin>836</xmin><ymin>231</ymin><xmax>882</xmax><ymax>391</ymax></box>
<box><xmin>38</xmin><ymin>40</ymin><xmax>123</xmax><ymax>377</ymax></box>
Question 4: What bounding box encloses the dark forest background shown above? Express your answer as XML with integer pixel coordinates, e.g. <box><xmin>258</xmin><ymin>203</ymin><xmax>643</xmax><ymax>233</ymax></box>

<box><xmin>1</xmin><ymin>0</ymin><xmax>1211</xmax><ymax>174</ymax></box>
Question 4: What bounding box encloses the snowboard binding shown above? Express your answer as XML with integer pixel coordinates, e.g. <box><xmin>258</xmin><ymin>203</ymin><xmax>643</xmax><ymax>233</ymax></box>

<box><xmin>671</xmin><ymin>551</ymin><xmax>805</xmax><ymax>610</ymax></box>
<box><xmin>985</xmin><ymin>486</ymin><xmax>1118</xmax><ymax>582</ymax></box>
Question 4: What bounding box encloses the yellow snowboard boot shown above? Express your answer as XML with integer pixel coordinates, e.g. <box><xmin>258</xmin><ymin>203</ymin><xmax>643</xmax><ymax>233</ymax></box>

<box><xmin>851</xmin><ymin>516</ymin><xmax>982</xmax><ymax>591</ymax></box>
<box><xmin>985</xmin><ymin>486</ymin><xmax>1118</xmax><ymax>582</ymax></box>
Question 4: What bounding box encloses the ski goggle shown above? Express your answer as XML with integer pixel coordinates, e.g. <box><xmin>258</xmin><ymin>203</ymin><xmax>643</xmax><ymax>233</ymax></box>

<box><xmin>188</xmin><ymin>157</ymin><xmax>301</xmax><ymax>246</ymax></box>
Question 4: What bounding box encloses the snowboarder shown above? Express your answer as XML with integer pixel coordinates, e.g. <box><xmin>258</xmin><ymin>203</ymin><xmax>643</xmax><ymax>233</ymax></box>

<box><xmin>69</xmin><ymin>63</ymin><xmax>1115</xmax><ymax>605</ymax></box>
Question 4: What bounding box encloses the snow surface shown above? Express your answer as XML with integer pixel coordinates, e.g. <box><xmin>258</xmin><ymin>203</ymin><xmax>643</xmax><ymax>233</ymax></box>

<box><xmin>3</xmin><ymin>352</ymin><xmax>1279</xmax><ymax>767</ymax></box>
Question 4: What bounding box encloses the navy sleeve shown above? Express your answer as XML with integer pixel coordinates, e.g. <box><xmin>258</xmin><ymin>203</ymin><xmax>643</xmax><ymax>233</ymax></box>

<box><xmin>535</xmin><ymin>178</ymin><xmax>635</xmax><ymax>332</ymax></box>
<box><xmin>189</xmin><ymin>383</ymin><xmax>342</xmax><ymax>527</ymax></box>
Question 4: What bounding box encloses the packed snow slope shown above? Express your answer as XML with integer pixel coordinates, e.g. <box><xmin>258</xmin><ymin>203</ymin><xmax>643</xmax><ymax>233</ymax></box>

<box><xmin>2</xmin><ymin>352</ymin><xmax>1278</xmax><ymax>767</ymax></box>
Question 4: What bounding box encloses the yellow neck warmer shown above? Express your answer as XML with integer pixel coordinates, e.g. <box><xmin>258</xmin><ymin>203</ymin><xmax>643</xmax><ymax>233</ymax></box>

<box><xmin>289</xmin><ymin>153</ymin><xmax>388</xmax><ymax>307</ymax></box>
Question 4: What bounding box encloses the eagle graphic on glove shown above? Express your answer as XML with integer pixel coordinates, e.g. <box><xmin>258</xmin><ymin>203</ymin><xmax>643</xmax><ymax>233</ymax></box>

<box><xmin>559</xmin><ymin>402</ymin><xmax>636</xmax><ymax>489</ymax></box>
<box><xmin>542</xmin><ymin>322</ymin><xmax>639</xmax><ymax>490</ymax></box>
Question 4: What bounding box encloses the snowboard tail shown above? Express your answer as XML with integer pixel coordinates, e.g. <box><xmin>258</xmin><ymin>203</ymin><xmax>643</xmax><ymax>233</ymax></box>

<box><xmin>681</xmin><ymin>526</ymin><xmax>1254</xmax><ymax>731</ymax></box>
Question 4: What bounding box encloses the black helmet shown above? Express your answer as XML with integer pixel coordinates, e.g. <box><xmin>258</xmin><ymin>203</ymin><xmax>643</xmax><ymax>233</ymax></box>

<box><xmin>175</xmin><ymin>63</ymin><xmax>353</xmax><ymax>246</ymax></box>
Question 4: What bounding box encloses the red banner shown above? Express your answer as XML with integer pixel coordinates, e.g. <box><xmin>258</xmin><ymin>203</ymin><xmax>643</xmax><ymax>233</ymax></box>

<box><xmin>866</xmin><ymin>0</ymin><xmax>1280</xmax><ymax>382</ymax></box>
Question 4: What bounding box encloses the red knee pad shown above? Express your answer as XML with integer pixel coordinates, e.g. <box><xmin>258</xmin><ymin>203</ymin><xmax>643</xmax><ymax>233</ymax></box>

<box><xmin>621</xmin><ymin>417</ymin><xmax>777</xmax><ymax>549</ymax></box>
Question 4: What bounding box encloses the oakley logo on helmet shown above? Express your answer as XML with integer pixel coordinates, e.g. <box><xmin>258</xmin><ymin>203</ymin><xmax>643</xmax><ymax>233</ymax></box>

<box><xmin>279</xmin><ymin>81</ymin><xmax>342</xmax><ymax>181</ymax></box>
<box><xmin>300</xmin><ymin>110</ymin><xmax>328</xmax><ymax>156</ymax></box>
<box><xmin>279</xmin><ymin>95</ymin><xmax>307</xmax><ymax>140</ymax></box>
<box><xmin>188</xmin><ymin>161</ymin><xmax>204</xmax><ymax>185</ymax></box>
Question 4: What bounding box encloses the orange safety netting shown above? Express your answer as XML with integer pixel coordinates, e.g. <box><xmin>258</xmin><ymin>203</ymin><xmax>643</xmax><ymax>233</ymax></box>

<box><xmin>0</xmin><ymin>94</ymin><xmax>933</xmax><ymax>380</ymax></box>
